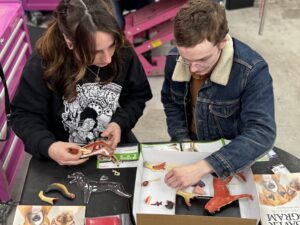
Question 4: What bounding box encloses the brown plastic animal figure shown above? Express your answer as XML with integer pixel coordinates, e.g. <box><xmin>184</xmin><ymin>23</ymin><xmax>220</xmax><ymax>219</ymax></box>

<box><xmin>204</xmin><ymin>174</ymin><xmax>253</xmax><ymax>214</ymax></box>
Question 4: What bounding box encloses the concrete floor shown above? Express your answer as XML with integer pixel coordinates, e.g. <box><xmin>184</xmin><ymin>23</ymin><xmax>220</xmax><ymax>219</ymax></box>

<box><xmin>6</xmin><ymin>0</ymin><xmax>300</xmax><ymax>223</ymax></box>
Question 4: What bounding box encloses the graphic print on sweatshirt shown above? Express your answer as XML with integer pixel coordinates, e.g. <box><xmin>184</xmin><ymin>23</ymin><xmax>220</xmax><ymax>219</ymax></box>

<box><xmin>62</xmin><ymin>82</ymin><xmax>122</xmax><ymax>145</ymax></box>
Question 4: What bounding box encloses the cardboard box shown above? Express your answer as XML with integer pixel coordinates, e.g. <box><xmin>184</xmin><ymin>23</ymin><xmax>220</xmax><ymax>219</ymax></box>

<box><xmin>133</xmin><ymin>145</ymin><xmax>260</xmax><ymax>225</ymax></box>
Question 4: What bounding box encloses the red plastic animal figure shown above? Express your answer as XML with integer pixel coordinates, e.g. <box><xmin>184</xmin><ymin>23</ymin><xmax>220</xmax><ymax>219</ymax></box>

<box><xmin>204</xmin><ymin>174</ymin><xmax>253</xmax><ymax>214</ymax></box>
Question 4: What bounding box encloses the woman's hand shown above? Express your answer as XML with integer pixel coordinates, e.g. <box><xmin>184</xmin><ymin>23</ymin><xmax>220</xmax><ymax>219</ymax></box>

<box><xmin>164</xmin><ymin>160</ymin><xmax>214</xmax><ymax>189</ymax></box>
<box><xmin>48</xmin><ymin>141</ymin><xmax>88</xmax><ymax>166</ymax></box>
<box><xmin>101</xmin><ymin>122</ymin><xmax>121</xmax><ymax>149</ymax></box>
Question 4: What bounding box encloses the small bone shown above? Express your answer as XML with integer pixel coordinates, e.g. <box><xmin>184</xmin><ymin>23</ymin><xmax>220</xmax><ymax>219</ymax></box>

<box><xmin>112</xmin><ymin>170</ymin><xmax>120</xmax><ymax>176</ymax></box>
<box><xmin>193</xmin><ymin>185</ymin><xmax>206</xmax><ymax>195</ymax></box>
<box><xmin>151</xmin><ymin>201</ymin><xmax>162</xmax><ymax>206</ymax></box>
<box><xmin>165</xmin><ymin>200</ymin><xmax>174</xmax><ymax>209</ymax></box>
<box><xmin>176</xmin><ymin>190</ymin><xmax>198</xmax><ymax>207</ymax></box>
<box><xmin>143</xmin><ymin>161</ymin><xmax>166</xmax><ymax>171</ymax></box>
<box><xmin>144</xmin><ymin>196</ymin><xmax>152</xmax><ymax>205</ymax></box>
<box><xmin>142</xmin><ymin>178</ymin><xmax>161</xmax><ymax>186</ymax></box>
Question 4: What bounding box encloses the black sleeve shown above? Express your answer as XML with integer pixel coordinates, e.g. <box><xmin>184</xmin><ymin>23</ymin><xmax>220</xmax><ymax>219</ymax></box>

<box><xmin>111</xmin><ymin>48</ymin><xmax>152</xmax><ymax>134</ymax></box>
<box><xmin>11</xmin><ymin>53</ymin><xmax>56</xmax><ymax>159</ymax></box>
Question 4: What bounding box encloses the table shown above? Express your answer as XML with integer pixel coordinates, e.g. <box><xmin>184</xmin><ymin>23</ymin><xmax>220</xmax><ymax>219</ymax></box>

<box><xmin>20</xmin><ymin>157</ymin><xmax>137</xmax><ymax>218</ymax></box>
<box><xmin>252</xmin><ymin>147</ymin><xmax>300</xmax><ymax>174</ymax></box>
<box><xmin>19</xmin><ymin>146</ymin><xmax>300</xmax><ymax>218</ymax></box>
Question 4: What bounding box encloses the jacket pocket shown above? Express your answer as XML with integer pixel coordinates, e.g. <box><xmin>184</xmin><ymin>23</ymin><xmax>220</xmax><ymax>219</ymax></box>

<box><xmin>208</xmin><ymin>100</ymin><xmax>240</xmax><ymax>138</ymax></box>
<box><xmin>170</xmin><ymin>83</ymin><xmax>187</xmax><ymax>105</ymax></box>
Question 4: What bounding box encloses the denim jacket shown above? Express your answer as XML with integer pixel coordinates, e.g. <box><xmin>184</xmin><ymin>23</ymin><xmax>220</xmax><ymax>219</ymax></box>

<box><xmin>161</xmin><ymin>36</ymin><xmax>276</xmax><ymax>178</ymax></box>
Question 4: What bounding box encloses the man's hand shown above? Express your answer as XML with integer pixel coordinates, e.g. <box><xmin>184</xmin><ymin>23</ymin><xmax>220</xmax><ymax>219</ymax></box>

<box><xmin>101</xmin><ymin>122</ymin><xmax>121</xmax><ymax>149</ymax></box>
<box><xmin>48</xmin><ymin>141</ymin><xmax>88</xmax><ymax>166</ymax></box>
<box><xmin>164</xmin><ymin>160</ymin><xmax>214</xmax><ymax>189</ymax></box>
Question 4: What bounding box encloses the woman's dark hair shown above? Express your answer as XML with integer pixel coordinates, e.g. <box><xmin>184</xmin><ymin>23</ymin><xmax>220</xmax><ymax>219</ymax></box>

<box><xmin>36</xmin><ymin>0</ymin><xmax>129</xmax><ymax>101</ymax></box>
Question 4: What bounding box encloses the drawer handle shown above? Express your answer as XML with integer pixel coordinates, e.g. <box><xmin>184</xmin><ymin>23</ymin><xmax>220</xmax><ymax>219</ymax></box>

<box><xmin>0</xmin><ymin>18</ymin><xmax>23</xmax><ymax>61</ymax></box>
<box><xmin>0</xmin><ymin>43</ymin><xmax>29</xmax><ymax>103</ymax></box>
<box><xmin>3</xmin><ymin>32</ymin><xmax>26</xmax><ymax>73</ymax></box>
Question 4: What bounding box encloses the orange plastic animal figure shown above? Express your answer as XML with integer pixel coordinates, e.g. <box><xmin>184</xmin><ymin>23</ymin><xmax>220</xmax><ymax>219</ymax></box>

<box><xmin>79</xmin><ymin>140</ymin><xmax>114</xmax><ymax>158</ymax></box>
<box><xmin>204</xmin><ymin>174</ymin><xmax>253</xmax><ymax>214</ymax></box>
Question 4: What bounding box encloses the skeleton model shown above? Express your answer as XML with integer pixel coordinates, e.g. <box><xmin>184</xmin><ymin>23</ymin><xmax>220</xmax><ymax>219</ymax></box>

<box><xmin>68</xmin><ymin>172</ymin><xmax>131</xmax><ymax>204</ymax></box>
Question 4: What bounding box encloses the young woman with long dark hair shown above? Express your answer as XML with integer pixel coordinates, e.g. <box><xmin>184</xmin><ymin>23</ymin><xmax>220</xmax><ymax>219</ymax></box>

<box><xmin>11</xmin><ymin>0</ymin><xmax>152</xmax><ymax>165</ymax></box>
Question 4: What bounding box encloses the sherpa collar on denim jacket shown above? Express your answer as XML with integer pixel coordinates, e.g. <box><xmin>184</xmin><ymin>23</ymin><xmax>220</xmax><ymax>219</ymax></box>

<box><xmin>172</xmin><ymin>34</ymin><xmax>234</xmax><ymax>86</ymax></box>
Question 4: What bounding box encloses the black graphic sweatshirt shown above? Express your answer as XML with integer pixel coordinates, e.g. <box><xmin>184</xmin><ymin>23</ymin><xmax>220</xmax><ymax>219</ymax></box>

<box><xmin>11</xmin><ymin>47</ymin><xmax>152</xmax><ymax>159</ymax></box>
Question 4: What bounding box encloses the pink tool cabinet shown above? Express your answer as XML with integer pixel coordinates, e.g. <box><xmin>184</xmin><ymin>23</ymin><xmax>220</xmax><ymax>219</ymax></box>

<box><xmin>22</xmin><ymin>0</ymin><xmax>59</xmax><ymax>11</ymax></box>
<box><xmin>124</xmin><ymin>0</ymin><xmax>187</xmax><ymax>76</ymax></box>
<box><xmin>0</xmin><ymin>1</ymin><xmax>32</xmax><ymax>201</ymax></box>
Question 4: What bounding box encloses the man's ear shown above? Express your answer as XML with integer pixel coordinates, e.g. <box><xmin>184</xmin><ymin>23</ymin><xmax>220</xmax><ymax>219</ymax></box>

<box><xmin>219</xmin><ymin>36</ymin><xmax>228</xmax><ymax>50</ymax></box>
<box><xmin>63</xmin><ymin>33</ymin><xmax>73</xmax><ymax>50</ymax></box>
